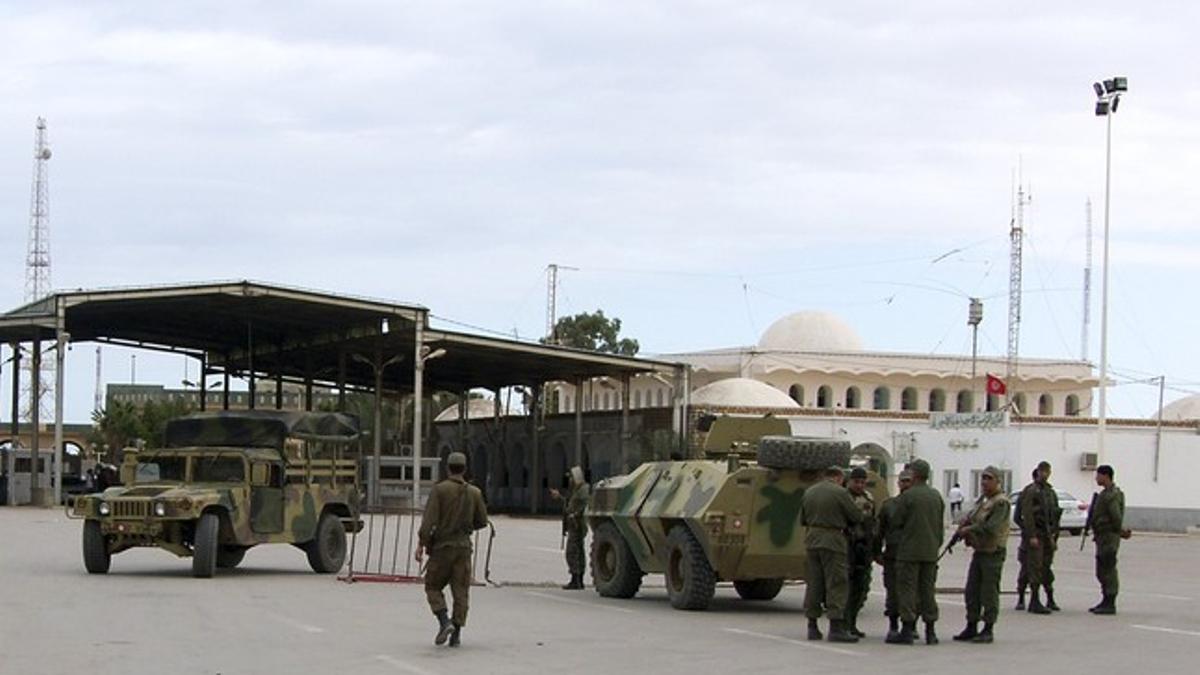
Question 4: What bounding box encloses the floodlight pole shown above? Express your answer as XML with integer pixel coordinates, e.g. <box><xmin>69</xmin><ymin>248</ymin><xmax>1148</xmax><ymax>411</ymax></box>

<box><xmin>1094</xmin><ymin>76</ymin><xmax>1125</xmax><ymax>464</ymax></box>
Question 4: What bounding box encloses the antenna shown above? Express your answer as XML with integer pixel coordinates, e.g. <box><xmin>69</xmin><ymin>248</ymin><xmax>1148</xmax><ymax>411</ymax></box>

<box><xmin>545</xmin><ymin>264</ymin><xmax>578</xmax><ymax>343</ymax></box>
<box><xmin>1006</xmin><ymin>163</ymin><xmax>1031</xmax><ymax>402</ymax></box>
<box><xmin>21</xmin><ymin>117</ymin><xmax>53</xmax><ymax>422</ymax></box>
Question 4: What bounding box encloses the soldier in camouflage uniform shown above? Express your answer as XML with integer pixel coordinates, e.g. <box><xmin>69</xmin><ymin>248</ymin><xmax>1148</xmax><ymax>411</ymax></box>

<box><xmin>952</xmin><ymin>465</ymin><xmax>1011</xmax><ymax>644</ymax></box>
<box><xmin>844</xmin><ymin>466</ymin><xmax>877</xmax><ymax>638</ymax></box>
<box><xmin>876</xmin><ymin>470</ymin><xmax>912</xmax><ymax>635</ymax></box>
<box><xmin>886</xmin><ymin>458</ymin><xmax>945</xmax><ymax>646</ymax></box>
<box><xmin>1016</xmin><ymin>461</ymin><xmax>1058</xmax><ymax>614</ymax></box>
<box><xmin>1087</xmin><ymin>464</ymin><xmax>1128</xmax><ymax>615</ymax></box>
<box><xmin>416</xmin><ymin>452</ymin><xmax>489</xmax><ymax>647</ymax></box>
<box><xmin>550</xmin><ymin>465</ymin><xmax>590</xmax><ymax>590</ymax></box>
<box><xmin>801</xmin><ymin>466</ymin><xmax>865</xmax><ymax>643</ymax></box>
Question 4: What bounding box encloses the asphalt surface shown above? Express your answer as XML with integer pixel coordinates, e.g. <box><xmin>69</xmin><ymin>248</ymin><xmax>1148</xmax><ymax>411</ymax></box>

<box><xmin>2</xmin><ymin>508</ymin><xmax>1198</xmax><ymax>675</ymax></box>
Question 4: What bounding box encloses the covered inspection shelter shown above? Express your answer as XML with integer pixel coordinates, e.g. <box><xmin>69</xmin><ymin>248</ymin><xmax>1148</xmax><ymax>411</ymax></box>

<box><xmin>0</xmin><ymin>281</ymin><xmax>687</xmax><ymax>510</ymax></box>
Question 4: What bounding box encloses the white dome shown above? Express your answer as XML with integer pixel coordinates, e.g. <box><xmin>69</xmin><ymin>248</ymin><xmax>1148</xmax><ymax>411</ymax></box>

<box><xmin>691</xmin><ymin>378</ymin><xmax>801</xmax><ymax>409</ymax></box>
<box><xmin>435</xmin><ymin>398</ymin><xmax>514</xmax><ymax>422</ymax></box>
<box><xmin>758</xmin><ymin>311</ymin><xmax>863</xmax><ymax>352</ymax></box>
<box><xmin>1160</xmin><ymin>394</ymin><xmax>1200</xmax><ymax>421</ymax></box>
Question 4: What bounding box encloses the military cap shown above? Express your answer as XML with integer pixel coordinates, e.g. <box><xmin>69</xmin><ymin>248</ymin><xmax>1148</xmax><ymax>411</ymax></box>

<box><xmin>1037</xmin><ymin>460</ymin><xmax>1052</xmax><ymax>471</ymax></box>
<box><xmin>849</xmin><ymin>466</ymin><xmax>868</xmax><ymax>480</ymax></box>
<box><xmin>447</xmin><ymin>451</ymin><xmax>467</xmax><ymax>468</ymax></box>
<box><xmin>1096</xmin><ymin>464</ymin><xmax>1114</xmax><ymax>478</ymax></box>
<box><xmin>981</xmin><ymin>465</ymin><xmax>1002</xmax><ymax>479</ymax></box>
<box><xmin>907</xmin><ymin>458</ymin><xmax>931</xmax><ymax>480</ymax></box>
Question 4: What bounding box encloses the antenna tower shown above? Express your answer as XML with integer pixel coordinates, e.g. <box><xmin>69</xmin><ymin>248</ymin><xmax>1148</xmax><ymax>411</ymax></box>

<box><xmin>1081</xmin><ymin>199</ymin><xmax>1093</xmax><ymax>361</ymax></box>
<box><xmin>1006</xmin><ymin>168</ymin><xmax>1031</xmax><ymax>401</ymax></box>
<box><xmin>21</xmin><ymin>117</ymin><xmax>53</xmax><ymax>422</ymax></box>
<box><xmin>545</xmin><ymin>264</ymin><xmax>577</xmax><ymax>343</ymax></box>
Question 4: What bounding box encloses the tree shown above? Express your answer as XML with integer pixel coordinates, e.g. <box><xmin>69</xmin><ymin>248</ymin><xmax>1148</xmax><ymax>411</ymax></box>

<box><xmin>544</xmin><ymin>310</ymin><xmax>639</xmax><ymax>356</ymax></box>
<box><xmin>88</xmin><ymin>398</ymin><xmax>193</xmax><ymax>462</ymax></box>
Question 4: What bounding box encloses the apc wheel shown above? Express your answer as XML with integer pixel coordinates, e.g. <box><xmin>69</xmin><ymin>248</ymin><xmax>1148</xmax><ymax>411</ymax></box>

<box><xmin>757</xmin><ymin>436</ymin><xmax>851</xmax><ymax>471</ymax></box>
<box><xmin>734</xmin><ymin>578</ymin><xmax>785</xmax><ymax>601</ymax></box>
<box><xmin>216</xmin><ymin>545</ymin><xmax>248</xmax><ymax>569</ymax></box>
<box><xmin>192</xmin><ymin>512</ymin><xmax>220</xmax><ymax>578</ymax></box>
<box><xmin>82</xmin><ymin>520</ymin><xmax>111</xmax><ymax>574</ymax></box>
<box><xmin>591</xmin><ymin>521</ymin><xmax>643</xmax><ymax>599</ymax></box>
<box><xmin>305</xmin><ymin>512</ymin><xmax>347</xmax><ymax>573</ymax></box>
<box><xmin>664</xmin><ymin>527</ymin><xmax>716</xmax><ymax>610</ymax></box>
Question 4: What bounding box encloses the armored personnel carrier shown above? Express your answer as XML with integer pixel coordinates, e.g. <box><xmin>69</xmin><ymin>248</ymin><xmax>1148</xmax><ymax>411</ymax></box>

<box><xmin>587</xmin><ymin>416</ymin><xmax>888</xmax><ymax>610</ymax></box>
<box><xmin>70</xmin><ymin>411</ymin><xmax>362</xmax><ymax>578</ymax></box>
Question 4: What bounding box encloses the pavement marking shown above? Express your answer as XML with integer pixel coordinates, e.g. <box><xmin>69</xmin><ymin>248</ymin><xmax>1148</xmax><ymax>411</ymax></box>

<box><xmin>722</xmin><ymin>628</ymin><xmax>857</xmax><ymax>656</ymax></box>
<box><xmin>525</xmin><ymin>590</ymin><xmax>638</xmax><ymax>614</ymax></box>
<box><xmin>1132</xmin><ymin>624</ymin><xmax>1200</xmax><ymax>638</ymax></box>
<box><xmin>267</xmin><ymin>612</ymin><xmax>325</xmax><ymax>634</ymax></box>
<box><xmin>375</xmin><ymin>655</ymin><xmax>439</xmax><ymax>675</ymax></box>
<box><xmin>527</xmin><ymin>546</ymin><xmax>564</xmax><ymax>554</ymax></box>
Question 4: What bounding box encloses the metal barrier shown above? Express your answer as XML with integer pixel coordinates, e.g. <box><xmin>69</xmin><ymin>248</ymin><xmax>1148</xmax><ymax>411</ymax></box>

<box><xmin>340</xmin><ymin>506</ymin><xmax>496</xmax><ymax>586</ymax></box>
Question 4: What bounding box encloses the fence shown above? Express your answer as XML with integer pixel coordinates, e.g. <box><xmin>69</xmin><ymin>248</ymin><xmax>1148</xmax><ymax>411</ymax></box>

<box><xmin>340</xmin><ymin>505</ymin><xmax>495</xmax><ymax>586</ymax></box>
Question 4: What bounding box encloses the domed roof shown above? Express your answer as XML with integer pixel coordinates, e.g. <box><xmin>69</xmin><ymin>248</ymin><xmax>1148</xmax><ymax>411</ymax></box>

<box><xmin>758</xmin><ymin>311</ymin><xmax>863</xmax><ymax>352</ymax></box>
<box><xmin>1160</xmin><ymin>394</ymin><xmax>1200</xmax><ymax>421</ymax></box>
<box><xmin>691</xmin><ymin>378</ymin><xmax>801</xmax><ymax>409</ymax></box>
<box><xmin>435</xmin><ymin>398</ymin><xmax>516</xmax><ymax>422</ymax></box>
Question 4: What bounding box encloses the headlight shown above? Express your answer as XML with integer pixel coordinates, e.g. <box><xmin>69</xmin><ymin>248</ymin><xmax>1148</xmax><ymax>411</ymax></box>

<box><xmin>154</xmin><ymin>502</ymin><xmax>167</xmax><ymax>517</ymax></box>
<box><xmin>98</xmin><ymin>501</ymin><xmax>111</xmax><ymax>516</ymax></box>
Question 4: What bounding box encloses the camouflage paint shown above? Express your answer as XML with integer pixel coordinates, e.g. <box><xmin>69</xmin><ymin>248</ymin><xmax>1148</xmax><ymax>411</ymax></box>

<box><xmin>755</xmin><ymin>485</ymin><xmax>807</xmax><ymax>547</ymax></box>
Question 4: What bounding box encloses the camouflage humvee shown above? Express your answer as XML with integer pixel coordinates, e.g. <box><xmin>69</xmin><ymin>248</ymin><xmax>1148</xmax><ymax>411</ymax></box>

<box><xmin>587</xmin><ymin>416</ymin><xmax>889</xmax><ymax>610</ymax></box>
<box><xmin>71</xmin><ymin>411</ymin><xmax>362</xmax><ymax>578</ymax></box>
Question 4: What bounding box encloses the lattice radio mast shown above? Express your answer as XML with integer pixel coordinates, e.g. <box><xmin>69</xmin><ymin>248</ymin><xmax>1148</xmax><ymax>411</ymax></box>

<box><xmin>22</xmin><ymin>117</ymin><xmax>53</xmax><ymax>422</ymax></box>
<box><xmin>1006</xmin><ymin>168</ymin><xmax>1031</xmax><ymax>402</ymax></box>
<box><xmin>1081</xmin><ymin>199</ymin><xmax>1093</xmax><ymax>361</ymax></box>
<box><xmin>545</xmin><ymin>263</ymin><xmax>577</xmax><ymax>343</ymax></box>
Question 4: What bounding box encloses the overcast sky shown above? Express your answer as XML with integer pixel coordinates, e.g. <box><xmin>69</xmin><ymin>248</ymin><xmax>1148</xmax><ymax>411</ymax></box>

<box><xmin>1</xmin><ymin>0</ymin><xmax>1197</xmax><ymax>422</ymax></box>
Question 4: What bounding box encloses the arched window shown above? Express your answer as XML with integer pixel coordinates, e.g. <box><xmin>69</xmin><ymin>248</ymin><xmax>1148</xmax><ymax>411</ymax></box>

<box><xmin>1066</xmin><ymin>394</ymin><xmax>1081</xmax><ymax>416</ymax></box>
<box><xmin>788</xmin><ymin>384</ymin><xmax>805</xmax><ymax>405</ymax></box>
<box><xmin>873</xmin><ymin>386</ymin><xmax>891</xmax><ymax>411</ymax></box>
<box><xmin>1038</xmin><ymin>394</ymin><xmax>1053</xmax><ymax>415</ymax></box>
<box><xmin>633</xmin><ymin>390</ymin><xmax>642</xmax><ymax>409</ymax></box>
<box><xmin>845</xmin><ymin>387</ymin><xmax>861</xmax><ymax>409</ymax></box>
<box><xmin>986</xmin><ymin>393</ymin><xmax>1000</xmax><ymax>411</ymax></box>
<box><xmin>656</xmin><ymin>389</ymin><xmax>666</xmax><ymax>407</ymax></box>
<box><xmin>591</xmin><ymin>393</ymin><xmax>598</xmax><ymax>411</ymax></box>
<box><xmin>1013</xmin><ymin>393</ymin><xmax>1027</xmax><ymax>415</ymax></box>
<box><xmin>602</xmin><ymin>391</ymin><xmax>611</xmax><ymax>410</ymax></box>
<box><xmin>901</xmin><ymin>387</ymin><xmax>918</xmax><ymax>411</ymax></box>
<box><xmin>929</xmin><ymin>389</ymin><xmax>947</xmax><ymax>412</ymax></box>
<box><xmin>956</xmin><ymin>390</ymin><xmax>973</xmax><ymax>413</ymax></box>
<box><xmin>817</xmin><ymin>385</ymin><xmax>832</xmax><ymax>409</ymax></box>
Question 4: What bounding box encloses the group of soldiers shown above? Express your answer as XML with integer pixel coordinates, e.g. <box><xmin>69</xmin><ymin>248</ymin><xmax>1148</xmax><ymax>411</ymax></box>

<box><xmin>800</xmin><ymin>458</ymin><xmax>1129</xmax><ymax>646</ymax></box>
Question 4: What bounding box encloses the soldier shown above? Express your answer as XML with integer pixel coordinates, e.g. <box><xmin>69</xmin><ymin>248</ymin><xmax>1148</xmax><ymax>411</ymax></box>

<box><xmin>1013</xmin><ymin>468</ymin><xmax>1036</xmax><ymax>610</ymax></box>
<box><xmin>415</xmin><ymin>452</ymin><xmax>489</xmax><ymax>647</ymax></box>
<box><xmin>952</xmin><ymin>465</ymin><xmax>1011</xmax><ymax>644</ymax></box>
<box><xmin>885</xmin><ymin>458</ymin><xmax>944</xmax><ymax>646</ymax></box>
<box><xmin>844</xmin><ymin>466</ymin><xmax>877</xmax><ymax>638</ymax></box>
<box><xmin>1016</xmin><ymin>461</ymin><xmax>1057</xmax><ymax>614</ymax></box>
<box><xmin>1087</xmin><ymin>464</ymin><xmax>1129</xmax><ymax>615</ymax></box>
<box><xmin>801</xmin><ymin>465</ymin><xmax>864</xmax><ymax>643</ymax></box>
<box><xmin>549</xmin><ymin>465</ymin><xmax>590</xmax><ymax>590</ymax></box>
<box><xmin>876</xmin><ymin>470</ymin><xmax>912</xmax><ymax>635</ymax></box>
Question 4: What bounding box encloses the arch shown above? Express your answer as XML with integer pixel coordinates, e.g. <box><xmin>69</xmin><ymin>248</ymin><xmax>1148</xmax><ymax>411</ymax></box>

<box><xmin>472</xmin><ymin>443</ymin><xmax>490</xmax><ymax>494</ymax></box>
<box><xmin>851</xmin><ymin>442</ymin><xmax>893</xmax><ymax>479</ymax></box>
<box><xmin>633</xmin><ymin>390</ymin><xmax>642</xmax><ymax>408</ymax></box>
<box><xmin>788</xmin><ymin>384</ymin><xmax>804</xmax><ymax>406</ymax></box>
<box><xmin>1065</xmin><ymin>394</ymin><xmax>1081</xmax><ymax>416</ymax></box>
<box><xmin>901</xmin><ymin>387</ymin><xmax>918</xmax><ymax>411</ymax></box>
<box><xmin>845</xmin><ymin>386</ymin><xmax>861</xmax><ymax>409</ymax></box>
<box><xmin>817</xmin><ymin>385</ymin><xmax>833</xmax><ymax>409</ymax></box>
<box><xmin>873</xmin><ymin>386</ymin><xmax>891</xmax><ymax>411</ymax></box>
<box><xmin>544</xmin><ymin>441</ymin><xmax>568</xmax><ymax>491</ymax></box>
<box><xmin>986</xmin><ymin>393</ymin><xmax>1000</xmax><ymax>412</ymax></box>
<box><xmin>928</xmin><ymin>388</ymin><xmax>947</xmax><ymax>412</ymax></box>
<box><xmin>1038</xmin><ymin>394</ymin><xmax>1053</xmax><ymax>415</ymax></box>
<box><xmin>1013</xmin><ymin>393</ymin><xmax>1028</xmax><ymax>415</ymax></box>
<box><xmin>509</xmin><ymin>442</ymin><xmax>527</xmax><ymax>488</ymax></box>
<box><xmin>656</xmin><ymin>389</ymin><xmax>666</xmax><ymax>407</ymax></box>
<box><xmin>603</xmin><ymin>391</ymin><xmax>612</xmax><ymax>410</ymax></box>
<box><xmin>956</xmin><ymin>390</ymin><xmax>974</xmax><ymax>413</ymax></box>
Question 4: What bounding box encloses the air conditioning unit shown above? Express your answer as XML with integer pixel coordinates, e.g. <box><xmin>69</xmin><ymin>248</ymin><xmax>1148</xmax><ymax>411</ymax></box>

<box><xmin>1079</xmin><ymin>452</ymin><xmax>1098</xmax><ymax>471</ymax></box>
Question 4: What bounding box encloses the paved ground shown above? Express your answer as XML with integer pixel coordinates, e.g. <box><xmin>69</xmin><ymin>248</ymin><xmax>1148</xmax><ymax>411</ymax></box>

<box><xmin>2</xmin><ymin>508</ymin><xmax>1198</xmax><ymax>675</ymax></box>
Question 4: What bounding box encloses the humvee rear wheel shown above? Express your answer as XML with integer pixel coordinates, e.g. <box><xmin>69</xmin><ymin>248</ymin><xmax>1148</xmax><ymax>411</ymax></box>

<box><xmin>591</xmin><ymin>521</ymin><xmax>643</xmax><ymax>598</ymax></box>
<box><xmin>757</xmin><ymin>437</ymin><xmax>851</xmax><ymax>471</ymax></box>
<box><xmin>192</xmin><ymin>512</ymin><xmax>220</xmax><ymax>578</ymax></box>
<box><xmin>664</xmin><ymin>527</ymin><xmax>716</xmax><ymax>610</ymax></box>
<box><xmin>305</xmin><ymin>512</ymin><xmax>347</xmax><ymax>573</ymax></box>
<box><xmin>734</xmin><ymin>578</ymin><xmax>785</xmax><ymax>601</ymax></box>
<box><xmin>82</xmin><ymin>520</ymin><xmax>111</xmax><ymax>574</ymax></box>
<box><xmin>216</xmin><ymin>545</ymin><xmax>248</xmax><ymax>569</ymax></box>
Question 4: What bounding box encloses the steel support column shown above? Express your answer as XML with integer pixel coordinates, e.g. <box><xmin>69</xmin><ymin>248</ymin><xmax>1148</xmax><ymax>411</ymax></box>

<box><xmin>620</xmin><ymin>375</ymin><xmax>630</xmax><ymax>472</ymax></box>
<box><xmin>530</xmin><ymin>384</ymin><xmax>542</xmax><ymax>514</ymax></box>
<box><xmin>574</xmin><ymin>377</ymin><xmax>584</xmax><ymax>470</ymax></box>
<box><xmin>412</xmin><ymin>319</ymin><xmax>425</xmax><ymax>510</ymax></box>
<box><xmin>53</xmin><ymin>319</ymin><xmax>66</xmax><ymax>506</ymax></box>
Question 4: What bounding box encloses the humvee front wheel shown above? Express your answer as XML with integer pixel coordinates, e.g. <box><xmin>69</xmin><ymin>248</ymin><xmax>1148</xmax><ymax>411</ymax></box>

<box><xmin>217</xmin><ymin>545</ymin><xmax>248</xmax><ymax>569</ymax></box>
<box><xmin>591</xmin><ymin>521</ymin><xmax>643</xmax><ymax>598</ymax></box>
<box><xmin>664</xmin><ymin>527</ymin><xmax>716</xmax><ymax>610</ymax></box>
<box><xmin>192</xmin><ymin>512</ymin><xmax>220</xmax><ymax>578</ymax></box>
<box><xmin>734</xmin><ymin>578</ymin><xmax>785</xmax><ymax>601</ymax></box>
<box><xmin>305</xmin><ymin>512</ymin><xmax>347</xmax><ymax>573</ymax></box>
<box><xmin>82</xmin><ymin>520</ymin><xmax>111</xmax><ymax>574</ymax></box>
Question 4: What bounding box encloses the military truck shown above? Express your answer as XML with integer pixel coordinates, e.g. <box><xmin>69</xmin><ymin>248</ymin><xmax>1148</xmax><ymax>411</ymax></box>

<box><xmin>587</xmin><ymin>416</ymin><xmax>889</xmax><ymax>610</ymax></box>
<box><xmin>70</xmin><ymin>411</ymin><xmax>362</xmax><ymax>578</ymax></box>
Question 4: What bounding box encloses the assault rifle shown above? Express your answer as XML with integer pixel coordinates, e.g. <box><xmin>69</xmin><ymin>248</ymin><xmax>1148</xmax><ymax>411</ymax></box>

<box><xmin>938</xmin><ymin>529</ymin><xmax>965</xmax><ymax>561</ymax></box>
<box><xmin>1080</xmin><ymin>492</ymin><xmax>1098</xmax><ymax>551</ymax></box>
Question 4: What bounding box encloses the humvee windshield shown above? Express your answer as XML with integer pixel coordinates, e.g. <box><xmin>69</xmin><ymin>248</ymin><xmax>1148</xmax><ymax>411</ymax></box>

<box><xmin>194</xmin><ymin>456</ymin><xmax>246</xmax><ymax>483</ymax></box>
<box><xmin>136</xmin><ymin>456</ymin><xmax>187</xmax><ymax>483</ymax></box>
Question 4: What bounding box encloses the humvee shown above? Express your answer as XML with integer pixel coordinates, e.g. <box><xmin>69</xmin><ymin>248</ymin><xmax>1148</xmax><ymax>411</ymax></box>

<box><xmin>70</xmin><ymin>411</ymin><xmax>362</xmax><ymax>578</ymax></box>
<box><xmin>587</xmin><ymin>416</ymin><xmax>889</xmax><ymax>610</ymax></box>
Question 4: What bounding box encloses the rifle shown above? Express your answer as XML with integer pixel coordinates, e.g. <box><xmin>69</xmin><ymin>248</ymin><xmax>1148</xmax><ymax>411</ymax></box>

<box><xmin>938</xmin><ymin>529</ymin><xmax>964</xmax><ymax>561</ymax></box>
<box><xmin>1080</xmin><ymin>492</ymin><xmax>1098</xmax><ymax>551</ymax></box>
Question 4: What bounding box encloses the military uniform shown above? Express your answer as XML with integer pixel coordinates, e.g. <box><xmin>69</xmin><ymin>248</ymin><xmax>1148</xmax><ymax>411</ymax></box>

<box><xmin>844</xmin><ymin>488</ymin><xmax>876</xmax><ymax>635</ymax></box>
<box><xmin>876</xmin><ymin>494</ymin><xmax>903</xmax><ymax>629</ymax></box>
<box><xmin>887</xmin><ymin>475</ymin><xmax>944</xmax><ymax>644</ymax></box>
<box><xmin>562</xmin><ymin>479</ymin><xmax>590</xmax><ymax>586</ymax></box>
<box><xmin>1016</xmin><ymin>479</ymin><xmax>1059</xmax><ymax>612</ymax></box>
<box><xmin>1089</xmin><ymin>483</ymin><xmax>1125</xmax><ymax>612</ymax></box>
<box><xmin>800</xmin><ymin>478</ymin><xmax>864</xmax><ymax>642</ymax></box>
<box><xmin>958</xmin><ymin>489</ymin><xmax>1011</xmax><ymax>640</ymax></box>
<box><xmin>418</xmin><ymin>473</ymin><xmax>489</xmax><ymax>639</ymax></box>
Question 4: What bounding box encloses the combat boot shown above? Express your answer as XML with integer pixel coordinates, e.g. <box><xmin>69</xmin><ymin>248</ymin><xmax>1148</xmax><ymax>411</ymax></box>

<box><xmin>845</xmin><ymin>611</ymin><xmax>865</xmax><ymax>638</ymax></box>
<box><xmin>971</xmin><ymin>623</ymin><xmax>994</xmax><ymax>643</ymax></box>
<box><xmin>1092</xmin><ymin>594</ymin><xmax>1117</xmax><ymax>615</ymax></box>
<box><xmin>434</xmin><ymin>610</ymin><xmax>454</xmax><ymax>646</ymax></box>
<box><xmin>448</xmin><ymin>623</ymin><xmax>462</xmax><ymax>647</ymax></box>
<box><xmin>1027</xmin><ymin>588</ymin><xmax>1051</xmax><ymax>615</ymax></box>
<box><xmin>807</xmin><ymin>618</ymin><xmax>823</xmax><ymax>641</ymax></box>
<box><xmin>562</xmin><ymin>573</ymin><xmax>583</xmax><ymax>590</ymax></box>
<box><xmin>1014</xmin><ymin>586</ymin><xmax>1026</xmax><ymax>611</ymax></box>
<box><xmin>886</xmin><ymin>621</ymin><xmax>915</xmax><ymax>645</ymax></box>
<box><xmin>887</xmin><ymin>615</ymin><xmax>899</xmax><ymax>634</ymax></box>
<box><xmin>924</xmin><ymin>621</ymin><xmax>939</xmax><ymax>645</ymax></box>
<box><xmin>828</xmin><ymin>619</ymin><xmax>860</xmax><ymax>644</ymax></box>
<box><xmin>1045</xmin><ymin>588</ymin><xmax>1061</xmax><ymax>611</ymax></box>
<box><xmin>952</xmin><ymin>622</ymin><xmax>978</xmax><ymax>641</ymax></box>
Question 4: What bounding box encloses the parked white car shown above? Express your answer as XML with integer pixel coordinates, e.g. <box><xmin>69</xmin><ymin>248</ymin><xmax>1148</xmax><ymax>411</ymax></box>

<box><xmin>1009</xmin><ymin>489</ymin><xmax>1089</xmax><ymax>536</ymax></box>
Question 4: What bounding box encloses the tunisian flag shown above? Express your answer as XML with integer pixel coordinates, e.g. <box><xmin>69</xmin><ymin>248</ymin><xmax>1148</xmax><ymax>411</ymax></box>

<box><xmin>986</xmin><ymin>373</ymin><xmax>1007</xmax><ymax>396</ymax></box>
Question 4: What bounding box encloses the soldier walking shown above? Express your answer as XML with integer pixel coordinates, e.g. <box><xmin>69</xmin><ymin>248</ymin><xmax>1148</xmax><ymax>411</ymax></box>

<box><xmin>844</xmin><ymin>467</ymin><xmax>877</xmax><ymax>638</ymax></box>
<box><xmin>885</xmin><ymin>458</ymin><xmax>944</xmax><ymax>646</ymax></box>
<box><xmin>549</xmin><ymin>466</ymin><xmax>590</xmax><ymax>590</ymax></box>
<box><xmin>1087</xmin><ymin>464</ymin><xmax>1128</xmax><ymax>615</ymax></box>
<box><xmin>876</xmin><ymin>470</ymin><xmax>912</xmax><ymax>636</ymax></box>
<box><xmin>1016</xmin><ymin>461</ymin><xmax>1059</xmax><ymax>614</ymax></box>
<box><xmin>801</xmin><ymin>466</ymin><xmax>865</xmax><ymax>643</ymax></box>
<box><xmin>416</xmin><ymin>452</ymin><xmax>489</xmax><ymax>647</ymax></box>
<box><xmin>952</xmin><ymin>466</ymin><xmax>1011</xmax><ymax>644</ymax></box>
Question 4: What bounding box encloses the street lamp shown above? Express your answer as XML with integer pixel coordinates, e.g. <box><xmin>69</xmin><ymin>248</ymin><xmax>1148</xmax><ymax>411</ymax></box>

<box><xmin>1093</xmin><ymin>75</ymin><xmax>1128</xmax><ymax>462</ymax></box>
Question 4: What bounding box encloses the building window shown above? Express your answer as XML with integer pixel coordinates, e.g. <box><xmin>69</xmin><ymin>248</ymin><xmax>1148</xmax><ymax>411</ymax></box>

<box><xmin>956</xmin><ymin>390</ymin><xmax>973</xmax><ymax>413</ymax></box>
<box><xmin>603</xmin><ymin>391</ymin><xmax>611</xmax><ymax>410</ymax></box>
<box><xmin>657</xmin><ymin>389</ymin><xmax>666</xmax><ymax>407</ymax></box>
<box><xmin>633</xmin><ymin>390</ymin><xmax>642</xmax><ymax>408</ymax></box>
<box><xmin>845</xmin><ymin>387</ymin><xmax>861</xmax><ymax>409</ymax></box>
<box><xmin>929</xmin><ymin>389</ymin><xmax>946</xmax><ymax>412</ymax></box>
<box><xmin>591</xmin><ymin>393</ymin><xmax>598</xmax><ymax>411</ymax></box>
<box><xmin>986</xmin><ymin>393</ymin><xmax>1000</xmax><ymax>412</ymax></box>
<box><xmin>1013</xmin><ymin>393</ymin><xmax>1028</xmax><ymax>415</ymax></box>
<box><xmin>817</xmin><ymin>385</ymin><xmax>832</xmax><ymax>409</ymax></box>
<box><xmin>1038</xmin><ymin>394</ymin><xmax>1053</xmax><ymax>415</ymax></box>
<box><xmin>873</xmin><ymin>387</ymin><xmax>891</xmax><ymax>411</ymax></box>
<box><xmin>788</xmin><ymin>384</ymin><xmax>804</xmax><ymax>405</ymax></box>
<box><xmin>971</xmin><ymin>468</ymin><xmax>1012</xmax><ymax>497</ymax></box>
<box><xmin>901</xmin><ymin>387</ymin><xmax>918</xmax><ymax>411</ymax></box>
<box><xmin>943</xmin><ymin>469</ymin><xmax>959</xmax><ymax>498</ymax></box>
<box><xmin>1065</xmin><ymin>394</ymin><xmax>1080</xmax><ymax>416</ymax></box>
